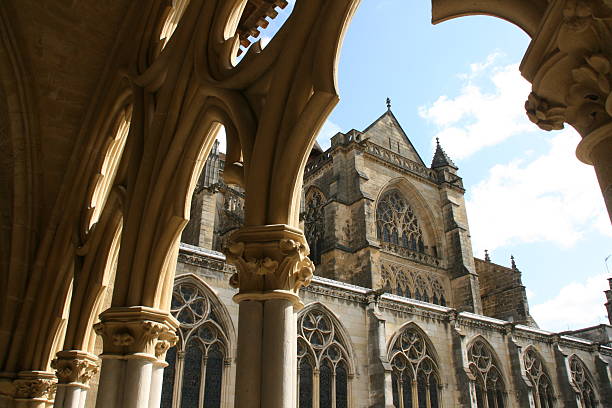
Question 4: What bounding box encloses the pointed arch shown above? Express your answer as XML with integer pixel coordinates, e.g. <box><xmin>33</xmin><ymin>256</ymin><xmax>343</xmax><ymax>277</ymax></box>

<box><xmin>386</xmin><ymin>321</ymin><xmax>442</xmax><ymax>366</ymax></box>
<box><xmin>303</xmin><ymin>187</ymin><xmax>326</xmax><ymax>265</ymax></box>
<box><xmin>568</xmin><ymin>355</ymin><xmax>599</xmax><ymax>408</ymax></box>
<box><xmin>467</xmin><ymin>336</ymin><xmax>508</xmax><ymax>408</ymax></box>
<box><xmin>522</xmin><ymin>346</ymin><xmax>556</xmax><ymax>408</ymax></box>
<box><xmin>375</xmin><ymin>177</ymin><xmax>443</xmax><ymax>259</ymax></box>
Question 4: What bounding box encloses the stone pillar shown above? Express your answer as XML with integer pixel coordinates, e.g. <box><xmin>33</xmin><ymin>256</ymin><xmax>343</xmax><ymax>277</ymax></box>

<box><xmin>577</xmin><ymin>123</ymin><xmax>612</xmax><ymax>221</ymax></box>
<box><xmin>50</xmin><ymin>351</ymin><xmax>98</xmax><ymax>408</ymax></box>
<box><xmin>225</xmin><ymin>225</ymin><xmax>314</xmax><ymax>408</ymax></box>
<box><xmin>12</xmin><ymin>371</ymin><xmax>57</xmax><ymax>408</ymax></box>
<box><xmin>365</xmin><ymin>291</ymin><xmax>394</xmax><ymax>408</ymax></box>
<box><xmin>92</xmin><ymin>307</ymin><xmax>178</xmax><ymax>408</ymax></box>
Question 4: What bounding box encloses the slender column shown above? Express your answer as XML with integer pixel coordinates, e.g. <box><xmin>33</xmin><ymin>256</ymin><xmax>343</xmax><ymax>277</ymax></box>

<box><xmin>12</xmin><ymin>371</ymin><xmax>57</xmax><ymax>408</ymax></box>
<box><xmin>93</xmin><ymin>306</ymin><xmax>178</xmax><ymax>408</ymax></box>
<box><xmin>51</xmin><ymin>351</ymin><xmax>98</xmax><ymax>408</ymax></box>
<box><xmin>226</xmin><ymin>225</ymin><xmax>314</xmax><ymax>408</ymax></box>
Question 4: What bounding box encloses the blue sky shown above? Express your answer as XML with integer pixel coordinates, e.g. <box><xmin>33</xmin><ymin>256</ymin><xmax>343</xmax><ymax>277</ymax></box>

<box><xmin>242</xmin><ymin>0</ymin><xmax>612</xmax><ymax>331</ymax></box>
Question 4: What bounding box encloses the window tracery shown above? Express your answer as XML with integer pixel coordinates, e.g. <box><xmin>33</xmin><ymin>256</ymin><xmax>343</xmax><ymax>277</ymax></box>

<box><xmin>304</xmin><ymin>189</ymin><xmax>326</xmax><ymax>265</ymax></box>
<box><xmin>297</xmin><ymin>307</ymin><xmax>351</xmax><ymax>408</ymax></box>
<box><xmin>389</xmin><ymin>327</ymin><xmax>440</xmax><ymax>408</ymax></box>
<box><xmin>523</xmin><ymin>348</ymin><xmax>555</xmax><ymax>408</ymax></box>
<box><xmin>468</xmin><ymin>340</ymin><xmax>506</xmax><ymax>408</ymax></box>
<box><xmin>161</xmin><ymin>280</ymin><xmax>231</xmax><ymax>408</ymax></box>
<box><xmin>377</xmin><ymin>190</ymin><xmax>425</xmax><ymax>253</ymax></box>
<box><xmin>381</xmin><ymin>264</ymin><xmax>447</xmax><ymax>306</ymax></box>
<box><xmin>569</xmin><ymin>356</ymin><xmax>597</xmax><ymax>408</ymax></box>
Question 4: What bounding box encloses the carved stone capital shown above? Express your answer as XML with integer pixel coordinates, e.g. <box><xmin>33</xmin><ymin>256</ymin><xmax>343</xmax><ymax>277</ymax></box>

<box><xmin>51</xmin><ymin>350</ymin><xmax>99</xmax><ymax>385</ymax></box>
<box><xmin>93</xmin><ymin>306</ymin><xmax>179</xmax><ymax>359</ymax></box>
<box><xmin>525</xmin><ymin>92</ymin><xmax>567</xmax><ymax>131</ymax></box>
<box><xmin>224</xmin><ymin>225</ymin><xmax>314</xmax><ymax>307</ymax></box>
<box><xmin>13</xmin><ymin>371</ymin><xmax>56</xmax><ymax>400</ymax></box>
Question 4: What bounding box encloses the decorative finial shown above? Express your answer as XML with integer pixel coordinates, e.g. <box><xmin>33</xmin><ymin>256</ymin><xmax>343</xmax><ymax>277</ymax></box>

<box><xmin>386</xmin><ymin>97</ymin><xmax>391</xmax><ymax>110</ymax></box>
<box><xmin>484</xmin><ymin>249</ymin><xmax>490</xmax><ymax>262</ymax></box>
<box><xmin>511</xmin><ymin>255</ymin><xmax>516</xmax><ymax>269</ymax></box>
<box><xmin>436</xmin><ymin>137</ymin><xmax>440</xmax><ymax>147</ymax></box>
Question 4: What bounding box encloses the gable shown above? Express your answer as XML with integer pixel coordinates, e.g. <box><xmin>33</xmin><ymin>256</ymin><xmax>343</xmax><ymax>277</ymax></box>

<box><xmin>361</xmin><ymin>111</ymin><xmax>425</xmax><ymax>166</ymax></box>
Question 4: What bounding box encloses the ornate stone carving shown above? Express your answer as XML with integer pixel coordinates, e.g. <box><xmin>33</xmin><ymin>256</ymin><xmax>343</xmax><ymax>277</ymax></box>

<box><xmin>13</xmin><ymin>371</ymin><xmax>56</xmax><ymax>400</ymax></box>
<box><xmin>225</xmin><ymin>225</ymin><xmax>314</xmax><ymax>305</ymax></box>
<box><xmin>525</xmin><ymin>92</ymin><xmax>566</xmax><ymax>131</ymax></box>
<box><xmin>51</xmin><ymin>351</ymin><xmax>99</xmax><ymax>385</ymax></box>
<box><xmin>93</xmin><ymin>307</ymin><xmax>179</xmax><ymax>358</ymax></box>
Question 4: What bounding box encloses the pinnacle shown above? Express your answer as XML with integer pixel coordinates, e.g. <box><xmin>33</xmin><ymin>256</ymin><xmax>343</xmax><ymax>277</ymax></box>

<box><xmin>431</xmin><ymin>138</ymin><xmax>457</xmax><ymax>169</ymax></box>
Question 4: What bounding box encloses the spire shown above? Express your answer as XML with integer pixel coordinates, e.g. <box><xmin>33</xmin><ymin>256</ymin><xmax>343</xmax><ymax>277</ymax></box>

<box><xmin>431</xmin><ymin>137</ymin><xmax>457</xmax><ymax>169</ymax></box>
<box><xmin>511</xmin><ymin>255</ymin><xmax>517</xmax><ymax>270</ymax></box>
<box><xmin>386</xmin><ymin>97</ymin><xmax>391</xmax><ymax>110</ymax></box>
<box><xmin>484</xmin><ymin>249</ymin><xmax>490</xmax><ymax>262</ymax></box>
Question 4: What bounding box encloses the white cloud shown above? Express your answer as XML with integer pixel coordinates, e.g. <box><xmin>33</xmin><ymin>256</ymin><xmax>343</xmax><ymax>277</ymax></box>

<box><xmin>260</xmin><ymin>36</ymin><xmax>271</xmax><ymax>49</ymax></box>
<box><xmin>316</xmin><ymin>120</ymin><xmax>342</xmax><ymax>151</ymax></box>
<box><xmin>466</xmin><ymin>129</ymin><xmax>611</xmax><ymax>253</ymax></box>
<box><xmin>419</xmin><ymin>56</ymin><xmax>534</xmax><ymax>159</ymax></box>
<box><xmin>530</xmin><ymin>273</ymin><xmax>609</xmax><ymax>332</ymax></box>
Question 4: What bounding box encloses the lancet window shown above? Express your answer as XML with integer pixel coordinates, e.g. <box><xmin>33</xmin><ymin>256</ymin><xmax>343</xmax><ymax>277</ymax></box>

<box><xmin>377</xmin><ymin>190</ymin><xmax>425</xmax><ymax>253</ymax></box>
<box><xmin>297</xmin><ymin>307</ymin><xmax>352</xmax><ymax>408</ymax></box>
<box><xmin>161</xmin><ymin>280</ymin><xmax>231</xmax><ymax>408</ymax></box>
<box><xmin>304</xmin><ymin>189</ymin><xmax>326</xmax><ymax>265</ymax></box>
<box><xmin>389</xmin><ymin>326</ymin><xmax>441</xmax><ymax>408</ymax></box>
<box><xmin>569</xmin><ymin>356</ymin><xmax>597</xmax><ymax>408</ymax></box>
<box><xmin>468</xmin><ymin>340</ymin><xmax>506</xmax><ymax>408</ymax></box>
<box><xmin>381</xmin><ymin>264</ymin><xmax>447</xmax><ymax>306</ymax></box>
<box><xmin>523</xmin><ymin>348</ymin><xmax>555</xmax><ymax>408</ymax></box>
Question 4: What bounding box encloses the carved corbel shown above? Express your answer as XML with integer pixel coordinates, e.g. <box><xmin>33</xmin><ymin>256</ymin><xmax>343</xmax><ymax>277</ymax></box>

<box><xmin>12</xmin><ymin>371</ymin><xmax>57</xmax><ymax>400</ymax></box>
<box><xmin>525</xmin><ymin>92</ymin><xmax>567</xmax><ymax>131</ymax></box>
<box><xmin>51</xmin><ymin>351</ymin><xmax>99</xmax><ymax>385</ymax></box>
<box><xmin>93</xmin><ymin>306</ymin><xmax>179</xmax><ymax>358</ymax></box>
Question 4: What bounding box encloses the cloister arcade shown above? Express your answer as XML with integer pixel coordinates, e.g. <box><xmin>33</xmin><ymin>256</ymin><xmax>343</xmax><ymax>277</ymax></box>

<box><xmin>0</xmin><ymin>0</ymin><xmax>611</xmax><ymax>407</ymax></box>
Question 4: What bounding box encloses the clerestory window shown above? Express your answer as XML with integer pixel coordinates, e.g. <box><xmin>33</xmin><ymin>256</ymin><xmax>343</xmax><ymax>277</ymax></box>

<box><xmin>376</xmin><ymin>190</ymin><xmax>425</xmax><ymax>254</ymax></box>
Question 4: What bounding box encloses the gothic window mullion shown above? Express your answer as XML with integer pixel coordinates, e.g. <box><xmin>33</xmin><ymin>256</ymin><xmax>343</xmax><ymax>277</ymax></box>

<box><xmin>200</xmin><ymin>353</ymin><xmax>208</xmax><ymax>407</ymax></box>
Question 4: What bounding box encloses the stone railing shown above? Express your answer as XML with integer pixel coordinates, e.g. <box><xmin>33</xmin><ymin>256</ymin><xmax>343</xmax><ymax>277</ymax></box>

<box><xmin>305</xmin><ymin>151</ymin><xmax>332</xmax><ymax>177</ymax></box>
<box><xmin>360</xmin><ymin>141</ymin><xmax>436</xmax><ymax>181</ymax></box>
<box><xmin>379</xmin><ymin>242</ymin><xmax>441</xmax><ymax>267</ymax></box>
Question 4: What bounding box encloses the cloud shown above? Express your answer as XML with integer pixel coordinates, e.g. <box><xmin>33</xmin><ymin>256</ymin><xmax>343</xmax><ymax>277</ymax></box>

<box><xmin>316</xmin><ymin>120</ymin><xmax>342</xmax><ymax>151</ymax></box>
<box><xmin>466</xmin><ymin>129</ymin><xmax>611</xmax><ymax>253</ymax></box>
<box><xmin>530</xmin><ymin>273</ymin><xmax>609</xmax><ymax>332</ymax></box>
<box><xmin>419</xmin><ymin>56</ymin><xmax>534</xmax><ymax>159</ymax></box>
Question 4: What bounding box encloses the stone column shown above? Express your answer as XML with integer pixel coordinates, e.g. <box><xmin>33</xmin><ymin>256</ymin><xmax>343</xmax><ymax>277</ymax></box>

<box><xmin>92</xmin><ymin>306</ymin><xmax>178</xmax><ymax>408</ymax></box>
<box><xmin>50</xmin><ymin>351</ymin><xmax>98</xmax><ymax>408</ymax></box>
<box><xmin>12</xmin><ymin>371</ymin><xmax>57</xmax><ymax>408</ymax></box>
<box><xmin>225</xmin><ymin>225</ymin><xmax>314</xmax><ymax>408</ymax></box>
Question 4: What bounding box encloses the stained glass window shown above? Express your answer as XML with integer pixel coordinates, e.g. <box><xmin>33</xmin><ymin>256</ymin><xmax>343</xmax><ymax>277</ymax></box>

<box><xmin>376</xmin><ymin>190</ymin><xmax>425</xmax><ymax>254</ymax></box>
<box><xmin>161</xmin><ymin>280</ymin><xmax>231</xmax><ymax>407</ymax></box>
<box><xmin>523</xmin><ymin>348</ymin><xmax>555</xmax><ymax>408</ymax></box>
<box><xmin>297</xmin><ymin>307</ymin><xmax>353</xmax><ymax>408</ymax></box>
<box><xmin>569</xmin><ymin>356</ymin><xmax>597</xmax><ymax>408</ymax></box>
<box><xmin>468</xmin><ymin>340</ymin><xmax>505</xmax><ymax>408</ymax></box>
<box><xmin>304</xmin><ymin>189</ymin><xmax>325</xmax><ymax>264</ymax></box>
<box><xmin>390</xmin><ymin>327</ymin><xmax>440</xmax><ymax>408</ymax></box>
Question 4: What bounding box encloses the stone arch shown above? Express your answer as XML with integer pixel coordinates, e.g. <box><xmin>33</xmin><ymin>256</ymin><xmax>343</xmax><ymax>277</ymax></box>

<box><xmin>375</xmin><ymin>177</ymin><xmax>443</xmax><ymax>258</ymax></box>
<box><xmin>466</xmin><ymin>336</ymin><xmax>508</xmax><ymax>407</ymax></box>
<box><xmin>568</xmin><ymin>354</ymin><xmax>599</xmax><ymax>408</ymax></box>
<box><xmin>298</xmin><ymin>301</ymin><xmax>357</xmax><ymax>376</ymax></box>
<box><xmin>386</xmin><ymin>322</ymin><xmax>442</xmax><ymax>367</ymax></box>
<box><xmin>303</xmin><ymin>187</ymin><xmax>327</xmax><ymax>265</ymax></box>
<box><xmin>522</xmin><ymin>345</ymin><xmax>556</xmax><ymax>408</ymax></box>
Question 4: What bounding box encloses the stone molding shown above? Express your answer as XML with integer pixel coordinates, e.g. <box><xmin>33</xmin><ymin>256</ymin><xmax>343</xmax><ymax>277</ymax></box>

<box><xmin>225</xmin><ymin>225</ymin><xmax>314</xmax><ymax>306</ymax></box>
<box><xmin>50</xmin><ymin>350</ymin><xmax>99</xmax><ymax>385</ymax></box>
<box><xmin>93</xmin><ymin>306</ymin><xmax>179</xmax><ymax>359</ymax></box>
<box><xmin>12</xmin><ymin>371</ymin><xmax>56</xmax><ymax>400</ymax></box>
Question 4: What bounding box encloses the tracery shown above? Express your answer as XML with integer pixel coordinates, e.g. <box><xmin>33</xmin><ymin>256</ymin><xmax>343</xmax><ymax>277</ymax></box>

<box><xmin>381</xmin><ymin>264</ymin><xmax>446</xmax><ymax>306</ymax></box>
<box><xmin>161</xmin><ymin>280</ymin><xmax>230</xmax><ymax>408</ymax></box>
<box><xmin>569</xmin><ymin>356</ymin><xmax>597</xmax><ymax>408</ymax></box>
<box><xmin>468</xmin><ymin>340</ymin><xmax>506</xmax><ymax>408</ymax></box>
<box><xmin>304</xmin><ymin>189</ymin><xmax>326</xmax><ymax>265</ymax></box>
<box><xmin>376</xmin><ymin>190</ymin><xmax>425</xmax><ymax>253</ymax></box>
<box><xmin>523</xmin><ymin>348</ymin><xmax>555</xmax><ymax>408</ymax></box>
<box><xmin>297</xmin><ymin>307</ymin><xmax>351</xmax><ymax>408</ymax></box>
<box><xmin>389</xmin><ymin>326</ymin><xmax>440</xmax><ymax>408</ymax></box>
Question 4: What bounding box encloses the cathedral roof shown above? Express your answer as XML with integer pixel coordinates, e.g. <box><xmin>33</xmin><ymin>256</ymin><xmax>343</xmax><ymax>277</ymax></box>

<box><xmin>361</xmin><ymin>107</ymin><xmax>427</xmax><ymax>166</ymax></box>
<box><xmin>431</xmin><ymin>138</ymin><xmax>457</xmax><ymax>169</ymax></box>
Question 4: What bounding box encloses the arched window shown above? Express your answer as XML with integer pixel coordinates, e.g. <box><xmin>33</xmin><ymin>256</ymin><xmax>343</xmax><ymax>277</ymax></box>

<box><xmin>468</xmin><ymin>340</ymin><xmax>506</xmax><ymax>408</ymax></box>
<box><xmin>389</xmin><ymin>326</ymin><xmax>440</xmax><ymax>408</ymax></box>
<box><xmin>161</xmin><ymin>279</ymin><xmax>232</xmax><ymax>408</ymax></box>
<box><xmin>523</xmin><ymin>348</ymin><xmax>555</xmax><ymax>408</ymax></box>
<box><xmin>376</xmin><ymin>190</ymin><xmax>425</xmax><ymax>254</ymax></box>
<box><xmin>569</xmin><ymin>356</ymin><xmax>597</xmax><ymax>408</ymax></box>
<box><xmin>304</xmin><ymin>189</ymin><xmax>326</xmax><ymax>265</ymax></box>
<box><xmin>297</xmin><ymin>306</ymin><xmax>353</xmax><ymax>408</ymax></box>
